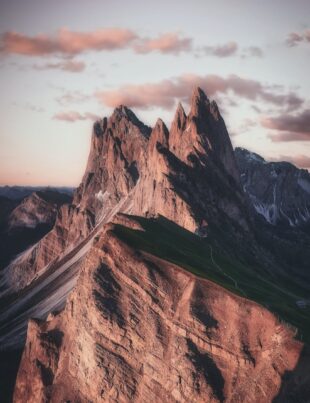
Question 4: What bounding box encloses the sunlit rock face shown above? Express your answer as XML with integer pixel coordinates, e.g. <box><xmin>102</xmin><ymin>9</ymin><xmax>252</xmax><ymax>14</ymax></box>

<box><xmin>5</xmin><ymin>87</ymin><xmax>250</xmax><ymax>293</ymax></box>
<box><xmin>13</xmin><ymin>217</ymin><xmax>309</xmax><ymax>403</ymax></box>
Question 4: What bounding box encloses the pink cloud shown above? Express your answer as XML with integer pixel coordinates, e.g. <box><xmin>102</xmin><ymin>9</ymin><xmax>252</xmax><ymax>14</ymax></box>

<box><xmin>134</xmin><ymin>33</ymin><xmax>192</xmax><ymax>54</ymax></box>
<box><xmin>262</xmin><ymin>109</ymin><xmax>310</xmax><ymax>141</ymax></box>
<box><xmin>286</xmin><ymin>29</ymin><xmax>310</xmax><ymax>47</ymax></box>
<box><xmin>33</xmin><ymin>60</ymin><xmax>86</xmax><ymax>72</ymax></box>
<box><xmin>268</xmin><ymin>133</ymin><xmax>309</xmax><ymax>142</ymax></box>
<box><xmin>95</xmin><ymin>74</ymin><xmax>304</xmax><ymax>111</ymax></box>
<box><xmin>0</xmin><ymin>28</ymin><xmax>137</xmax><ymax>56</ymax></box>
<box><xmin>53</xmin><ymin>111</ymin><xmax>100</xmax><ymax>122</ymax></box>
<box><xmin>0</xmin><ymin>29</ymin><xmax>193</xmax><ymax>57</ymax></box>
<box><xmin>96</xmin><ymin>79</ymin><xmax>182</xmax><ymax>110</ymax></box>
<box><xmin>0</xmin><ymin>28</ymin><xmax>266</xmax><ymax>61</ymax></box>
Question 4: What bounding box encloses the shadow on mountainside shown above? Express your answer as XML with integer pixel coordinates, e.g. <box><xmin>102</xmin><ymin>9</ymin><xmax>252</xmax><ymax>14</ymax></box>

<box><xmin>273</xmin><ymin>345</ymin><xmax>310</xmax><ymax>403</ymax></box>
<box><xmin>0</xmin><ymin>349</ymin><xmax>23</xmax><ymax>403</ymax></box>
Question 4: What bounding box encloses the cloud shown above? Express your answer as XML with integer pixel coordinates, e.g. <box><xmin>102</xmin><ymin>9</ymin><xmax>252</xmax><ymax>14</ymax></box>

<box><xmin>0</xmin><ymin>28</ymin><xmax>263</xmax><ymax>61</ymax></box>
<box><xmin>270</xmin><ymin>155</ymin><xmax>310</xmax><ymax>169</ymax></box>
<box><xmin>241</xmin><ymin>46</ymin><xmax>264</xmax><ymax>58</ymax></box>
<box><xmin>0</xmin><ymin>28</ymin><xmax>266</xmax><ymax>62</ymax></box>
<box><xmin>268</xmin><ymin>132</ymin><xmax>309</xmax><ymax>142</ymax></box>
<box><xmin>262</xmin><ymin>109</ymin><xmax>310</xmax><ymax>141</ymax></box>
<box><xmin>134</xmin><ymin>33</ymin><xmax>192</xmax><ymax>54</ymax></box>
<box><xmin>56</xmin><ymin>90</ymin><xmax>90</xmax><ymax>105</ymax></box>
<box><xmin>198</xmin><ymin>43</ymin><xmax>263</xmax><ymax>59</ymax></box>
<box><xmin>286</xmin><ymin>29</ymin><xmax>310</xmax><ymax>47</ymax></box>
<box><xmin>238</xmin><ymin>118</ymin><xmax>257</xmax><ymax>134</ymax></box>
<box><xmin>0</xmin><ymin>28</ymin><xmax>137</xmax><ymax>56</ymax></box>
<box><xmin>203</xmin><ymin>41</ymin><xmax>238</xmax><ymax>57</ymax></box>
<box><xmin>33</xmin><ymin>60</ymin><xmax>86</xmax><ymax>72</ymax></box>
<box><xmin>0</xmin><ymin>28</ymin><xmax>192</xmax><ymax>57</ymax></box>
<box><xmin>12</xmin><ymin>101</ymin><xmax>44</xmax><ymax>112</ymax></box>
<box><xmin>53</xmin><ymin>111</ymin><xmax>100</xmax><ymax>122</ymax></box>
<box><xmin>96</xmin><ymin>74</ymin><xmax>304</xmax><ymax>112</ymax></box>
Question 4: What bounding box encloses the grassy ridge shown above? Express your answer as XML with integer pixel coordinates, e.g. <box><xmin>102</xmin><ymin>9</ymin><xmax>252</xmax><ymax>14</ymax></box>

<box><xmin>112</xmin><ymin>215</ymin><xmax>310</xmax><ymax>344</ymax></box>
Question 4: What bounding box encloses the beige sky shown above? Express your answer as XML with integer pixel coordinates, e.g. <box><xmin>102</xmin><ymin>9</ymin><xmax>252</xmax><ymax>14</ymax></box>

<box><xmin>0</xmin><ymin>0</ymin><xmax>309</xmax><ymax>186</ymax></box>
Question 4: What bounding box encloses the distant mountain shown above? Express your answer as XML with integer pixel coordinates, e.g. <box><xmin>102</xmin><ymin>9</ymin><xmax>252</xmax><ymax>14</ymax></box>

<box><xmin>0</xmin><ymin>186</ymin><xmax>74</xmax><ymax>200</ymax></box>
<box><xmin>1</xmin><ymin>89</ymin><xmax>310</xmax><ymax>403</ymax></box>
<box><xmin>0</xmin><ymin>190</ymin><xmax>72</xmax><ymax>270</ymax></box>
<box><xmin>8</xmin><ymin>190</ymin><xmax>71</xmax><ymax>231</ymax></box>
<box><xmin>235</xmin><ymin>147</ymin><xmax>310</xmax><ymax>228</ymax></box>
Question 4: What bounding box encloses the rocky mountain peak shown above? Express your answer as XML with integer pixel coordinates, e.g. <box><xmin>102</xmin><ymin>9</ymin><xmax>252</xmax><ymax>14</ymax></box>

<box><xmin>189</xmin><ymin>86</ymin><xmax>210</xmax><ymax>116</ymax></box>
<box><xmin>149</xmin><ymin>118</ymin><xmax>169</xmax><ymax>150</ymax></box>
<box><xmin>110</xmin><ymin>105</ymin><xmax>151</xmax><ymax>138</ymax></box>
<box><xmin>235</xmin><ymin>147</ymin><xmax>266</xmax><ymax>164</ymax></box>
<box><xmin>3</xmin><ymin>87</ymin><xmax>250</xmax><ymax>304</ymax></box>
<box><xmin>8</xmin><ymin>190</ymin><xmax>71</xmax><ymax>231</ymax></box>
<box><xmin>169</xmin><ymin>102</ymin><xmax>187</xmax><ymax>154</ymax></box>
<box><xmin>174</xmin><ymin>102</ymin><xmax>187</xmax><ymax>129</ymax></box>
<box><xmin>210</xmin><ymin>99</ymin><xmax>220</xmax><ymax>120</ymax></box>
<box><xmin>236</xmin><ymin>147</ymin><xmax>310</xmax><ymax>227</ymax></box>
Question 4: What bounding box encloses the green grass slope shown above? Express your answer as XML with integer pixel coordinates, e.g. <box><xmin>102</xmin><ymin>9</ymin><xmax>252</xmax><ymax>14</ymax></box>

<box><xmin>112</xmin><ymin>215</ymin><xmax>310</xmax><ymax>344</ymax></box>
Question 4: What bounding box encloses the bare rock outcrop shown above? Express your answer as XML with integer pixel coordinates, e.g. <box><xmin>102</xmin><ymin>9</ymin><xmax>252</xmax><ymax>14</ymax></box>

<box><xmin>5</xmin><ymin>88</ymin><xmax>250</xmax><ymax>292</ymax></box>
<box><xmin>8</xmin><ymin>190</ymin><xmax>71</xmax><ymax>231</ymax></box>
<box><xmin>235</xmin><ymin>147</ymin><xmax>310</xmax><ymax>227</ymax></box>
<box><xmin>14</xmin><ymin>219</ymin><xmax>310</xmax><ymax>403</ymax></box>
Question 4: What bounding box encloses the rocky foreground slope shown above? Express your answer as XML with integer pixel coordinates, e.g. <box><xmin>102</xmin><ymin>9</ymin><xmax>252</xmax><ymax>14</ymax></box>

<box><xmin>14</xmin><ymin>216</ymin><xmax>310</xmax><ymax>403</ymax></box>
<box><xmin>1</xmin><ymin>88</ymin><xmax>310</xmax><ymax>402</ymax></box>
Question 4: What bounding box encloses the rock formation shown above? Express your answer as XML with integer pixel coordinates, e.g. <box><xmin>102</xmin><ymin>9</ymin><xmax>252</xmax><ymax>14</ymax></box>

<box><xmin>8</xmin><ymin>190</ymin><xmax>71</xmax><ymax>231</ymax></box>
<box><xmin>1</xmin><ymin>88</ymin><xmax>310</xmax><ymax>402</ymax></box>
<box><xmin>13</xmin><ymin>217</ymin><xmax>310</xmax><ymax>402</ymax></box>
<box><xmin>4</xmin><ymin>87</ymin><xmax>250</xmax><ymax>294</ymax></box>
<box><xmin>235</xmin><ymin>147</ymin><xmax>310</xmax><ymax>227</ymax></box>
<box><xmin>0</xmin><ymin>190</ymin><xmax>71</xmax><ymax>271</ymax></box>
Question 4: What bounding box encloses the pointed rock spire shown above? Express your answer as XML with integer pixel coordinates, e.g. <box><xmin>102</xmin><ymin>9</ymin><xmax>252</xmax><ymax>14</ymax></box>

<box><xmin>169</xmin><ymin>102</ymin><xmax>187</xmax><ymax>153</ymax></box>
<box><xmin>190</xmin><ymin>86</ymin><xmax>209</xmax><ymax>116</ymax></box>
<box><xmin>149</xmin><ymin>118</ymin><xmax>169</xmax><ymax>150</ymax></box>
<box><xmin>111</xmin><ymin>105</ymin><xmax>151</xmax><ymax>138</ymax></box>
<box><xmin>210</xmin><ymin>100</ymin><xmax>220</xmax><ymax>121</ymax></box>
<box><xmin>173</xmin><ymin>102</ymin><xmax>187</xmax><ymax>130</ymax></box>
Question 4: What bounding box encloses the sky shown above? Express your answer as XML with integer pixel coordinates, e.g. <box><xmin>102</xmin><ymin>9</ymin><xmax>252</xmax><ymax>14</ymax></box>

<box><xmin>0</xmin><ymin>0</ymin><xmax>309</xmax><ymax>186</ymax></box>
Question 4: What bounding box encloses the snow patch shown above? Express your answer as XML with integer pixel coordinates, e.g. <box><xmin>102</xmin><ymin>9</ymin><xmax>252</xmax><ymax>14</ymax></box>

<box><xmin>245</xmin><ymin>151</ymin><xmax>265</xmax><ymax>164</ymax></box>
<box><xmin>95</xmin><ymin>190</ymin><xmax>109</xmax><ymax>203</ymax></box>
<box><xmin>270</xmin><ymin>169</ymin><xmax>278</xmax><ymax>179</ymax></box>
<box><xmin>250</xmin><ymin>184</ymin><xmax>279</xmax><ymax>225</ymax></box>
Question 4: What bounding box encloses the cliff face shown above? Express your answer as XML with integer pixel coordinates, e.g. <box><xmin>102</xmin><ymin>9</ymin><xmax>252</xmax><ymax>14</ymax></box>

<box><xmin>14</xmin><ymin>217</ymin><xmax>310</xmax><ymax>403</ymax></box>
<box><xmin>235</xmin><ymin>147</ymin><xmax>310</xmax><ymax>228</ymax></box>
<box><xmin>4</xmin><ymin>87</ymin><xmax>249</xmax><ymax>294</ymax></box>
<box><xmin>130</xmin><ymin>88</ymin><xmax>249</xmax><ymax>234</ymax></box>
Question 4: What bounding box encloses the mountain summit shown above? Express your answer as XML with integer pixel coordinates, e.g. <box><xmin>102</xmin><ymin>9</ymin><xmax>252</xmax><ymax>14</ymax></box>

<box><xmin>2</xmin><ymin>87</ymin><xmax>252</xmax><ymax>332</ymax></box>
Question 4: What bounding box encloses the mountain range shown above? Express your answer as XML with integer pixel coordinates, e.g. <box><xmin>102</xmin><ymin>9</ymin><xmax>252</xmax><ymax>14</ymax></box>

<box><xmin>1</xmin><ymin>88</ymin><xmax>309</xmax><ymax>403</ymax></box>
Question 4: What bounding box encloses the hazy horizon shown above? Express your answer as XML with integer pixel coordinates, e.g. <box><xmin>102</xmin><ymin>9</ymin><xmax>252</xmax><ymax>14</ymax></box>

<box><xmin>1</xmin><ymin>0</ymin><xmax>309</xmax><ymax>186</ymax></box>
